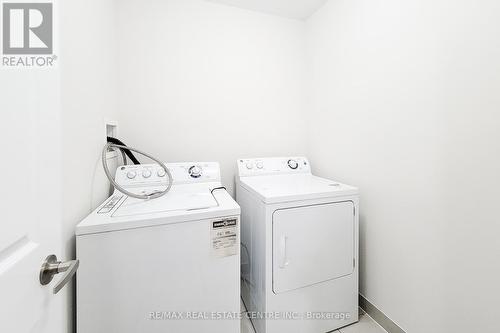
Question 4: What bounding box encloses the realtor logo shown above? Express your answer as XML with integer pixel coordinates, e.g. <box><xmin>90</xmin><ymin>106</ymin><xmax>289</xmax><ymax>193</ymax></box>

<box><xmin>2</xmin><ymin>2</ymin><xmax>56</xmax><ymax>67</ymax></box>
<box><xmin>2</xmin><ymin>2</ymin><xmax>52</xmax><ymax>54</ymax></box>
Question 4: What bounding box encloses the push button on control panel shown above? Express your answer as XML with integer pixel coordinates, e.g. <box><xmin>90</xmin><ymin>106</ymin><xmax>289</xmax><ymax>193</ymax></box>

<box><xmin>126</xmin><ymin>171</ymin><xmax>137</xmax><ymax>179</ymax></box>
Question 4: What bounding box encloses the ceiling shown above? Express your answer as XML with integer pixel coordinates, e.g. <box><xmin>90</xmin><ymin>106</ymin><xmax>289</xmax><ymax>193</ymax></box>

<box><xmin>207</xmin><ymin>0</ymin><xmax>328</xmax><ymax>20</ymax></box>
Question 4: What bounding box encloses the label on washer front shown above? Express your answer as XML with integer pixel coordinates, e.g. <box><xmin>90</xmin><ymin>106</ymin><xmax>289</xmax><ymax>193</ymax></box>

<box><xmin>211</xmin><ymin>218</ymin><xmax>238</xmax><ymax>258</ymax></box>
<box><xmin>97</xmin><ymin>195</ymin><xmax>123</xmax><ymax>214</ymax></box>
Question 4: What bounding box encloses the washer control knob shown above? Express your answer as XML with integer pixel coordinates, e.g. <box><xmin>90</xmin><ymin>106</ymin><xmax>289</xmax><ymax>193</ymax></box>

<box><xmin>287</xmin><ymin>159</ymin><xmax>299</xmax><ymax>170</ymax></box>
<box><xmin>157</xmin><ymin>168</ymin><xmax>166</xmax><ymax>177</ymax></box>
<box><xmin>189</xmin><ymin>165</ymin><xmax>202</xmax><ymax>178</ymax></box>
<box><xmin>256</xmin><ymin>161</ymin><xmax>264</xmax><ymax>169</ymax></box>
<box><xmin>246</xmin><ymin>162</ymin><xmax>253</xmax><ymax>170</ymax></box>
<box><xmin>142</xmin><ymin>170</ymin><xmax>152</xmax><ymax>178</ymax></box>
<box><xmin>126</xmin><ymin>171</ymin><xmax>137</xmax><ymax>179</ymax></box>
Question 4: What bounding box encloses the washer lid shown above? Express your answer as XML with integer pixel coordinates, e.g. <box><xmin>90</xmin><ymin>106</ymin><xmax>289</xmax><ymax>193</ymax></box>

<box><xmin>112</xmin><ymin>187</ymin><xmax>218</xmax><ymax>218</ymax></box>
<box><xmin>75</xmin><ymin>184</ymin><xmax>240</xmax><ymax>236</ymax></box>
<box><xmin>238</xmin><ymin>174</ymin><xmax>358</xmax><ymax>204</ymax></box>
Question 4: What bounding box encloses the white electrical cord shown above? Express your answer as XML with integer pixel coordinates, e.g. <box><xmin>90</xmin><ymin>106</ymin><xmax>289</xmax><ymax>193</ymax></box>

<box><xmin>102</xmin><ymin>143</ymin><xmax>173</xmax><ymax>200</ymax></box>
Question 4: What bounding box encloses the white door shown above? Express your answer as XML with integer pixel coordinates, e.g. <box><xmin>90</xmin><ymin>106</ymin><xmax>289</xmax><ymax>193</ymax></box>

<box><xmin>0</xmin><ymin>69</ymin><xmax>66</xmax><ymax>332</ymax></box>
<box><xmin>272</xmin><ymin>201</ymin><xmax>355</xmax><ymax>294</ymax></box>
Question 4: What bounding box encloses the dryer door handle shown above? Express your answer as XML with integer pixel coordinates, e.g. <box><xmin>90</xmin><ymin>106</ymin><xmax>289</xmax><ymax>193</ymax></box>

<box><xmin>279</xmin><ymin>236</ymin><xmax>289</xmax><ymax>268</ymax></box>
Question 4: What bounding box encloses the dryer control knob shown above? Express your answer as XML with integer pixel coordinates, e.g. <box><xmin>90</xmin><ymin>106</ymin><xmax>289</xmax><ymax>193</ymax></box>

<box><xmin>246</xmin><ymin>162</ymin><xmax>253</xmax><ymax>170</ymax></box>
<box><xmin>189</xmin><ymin>165</ymin><xmax>202</xmax><ymax>178</ymax></box>
<box><xmin>127</xmin><ymin>171</ymin><xmax>137</xmax><ymax>179</ymax></box>
<box><xmin>256</xmin><ymin>161</ymin><xmax>264</xmax><ymax>169</ymax></box>
<box><xmin>287</xmin><ymin>159</ymin><xmax>299</xmax><ymax>170</ymax></box>
<box><xmin>142</xmin><ymin>170</ymin><xmax>152</xmax><ymax>178</ymax></box>
<box><xmin>157</xmin><ymin>168</ymin><xmax>166</xmax><ymax>177</ymax></box>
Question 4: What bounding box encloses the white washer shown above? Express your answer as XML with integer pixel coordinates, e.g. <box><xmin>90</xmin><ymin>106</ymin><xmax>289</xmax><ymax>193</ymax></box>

<box><xmin>76</xmin><ymin>162</ymin><xmax>240</xmax><ymax>333</ymax></box>
<box><xmin>236</xmin><ymin>157</ymin><xmax>359</xmax><ymax>333</ymax></box>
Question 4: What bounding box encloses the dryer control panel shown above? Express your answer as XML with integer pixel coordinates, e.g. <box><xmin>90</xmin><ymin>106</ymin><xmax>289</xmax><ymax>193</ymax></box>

<box><xmin>237</xmin><ymin>157</ymin><xmax>311</xmax><ymax>177</ymax></box>
<box><xmin>115</xmin><ymin>162</ymin><xmax>221</xmax><ymax>188</ymax></box>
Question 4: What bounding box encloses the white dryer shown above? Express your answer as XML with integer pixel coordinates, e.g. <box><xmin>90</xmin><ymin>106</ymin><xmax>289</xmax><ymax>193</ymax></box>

<box><xmin>76</xmin><ymin>162</ymin><xmax>240</xmax><ymax>333</ymax></box>
<box><xmin>236</xmin><ymin>157</ymin><xmax>359</xmax><ymax>333</ymax></box>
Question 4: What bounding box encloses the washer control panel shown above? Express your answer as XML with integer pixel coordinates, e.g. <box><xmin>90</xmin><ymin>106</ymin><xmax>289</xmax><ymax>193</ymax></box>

<box><xmin>115</xmin><ymin>162</ymin><xmax>221</xmax><ymax>187</ymax></box>
<box><xmin>237</xmin><ymin>157</ymin><xmax>310</xmax><ymax>177</ymax></box>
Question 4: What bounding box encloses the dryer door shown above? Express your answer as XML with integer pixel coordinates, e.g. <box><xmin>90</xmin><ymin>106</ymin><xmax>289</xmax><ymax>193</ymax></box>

<box><xmin>272</xmin><ymin>201</ymin><xmax>354</xmax><ymax>294</ymax></box>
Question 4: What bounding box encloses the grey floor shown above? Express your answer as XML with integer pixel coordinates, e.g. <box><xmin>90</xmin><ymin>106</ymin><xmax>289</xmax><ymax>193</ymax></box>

<box><xmin>240</xmin><ymin>299</ymin><xmax>388</xmax><ymax>333</ymax></box>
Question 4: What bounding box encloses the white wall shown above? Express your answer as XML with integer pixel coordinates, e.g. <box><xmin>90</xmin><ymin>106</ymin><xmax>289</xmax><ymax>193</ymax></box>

<box><xmin>60</xmin><ymin>0</ymin><xmax>118</xmax><ymax>252</ymax></box>
<box><xmin>306</xmin><ymin>0</ymin><xmax>500</xmax><ymax>332</ymax></box>
<box><xmin>116</xmin><ymin>0</ymin><xmax>307</xmax><ymax>194</ymax></box>
<box><xmin>59</xmin><ymin>0</ymin><xmax>118</xmax><ymax>330</ymax></box>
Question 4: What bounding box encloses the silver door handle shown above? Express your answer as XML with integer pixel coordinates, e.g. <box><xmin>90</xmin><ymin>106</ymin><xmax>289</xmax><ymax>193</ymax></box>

<box><xmin>39</xmin><ymin>255</ymin><xmax>80</xmax><ymax>294</ymax></box>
